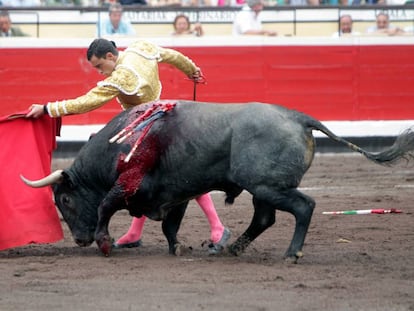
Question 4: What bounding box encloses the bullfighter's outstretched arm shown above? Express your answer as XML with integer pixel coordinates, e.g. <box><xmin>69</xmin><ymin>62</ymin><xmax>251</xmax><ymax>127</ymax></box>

<box><xmin>158</xmin><ymin>47</ymin><xmax>201</xmax><ymax>79</ymax></box>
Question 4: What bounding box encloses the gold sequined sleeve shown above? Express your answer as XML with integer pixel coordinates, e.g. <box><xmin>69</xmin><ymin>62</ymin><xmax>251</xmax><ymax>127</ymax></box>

<box><xmin>46</xmin><ymin>67</ymin><xmax>139</xmax><ymax>118</ymax></box>
<box><xmin>158</xmin><ymin>47</ymin><xmax>198</xmax><ymax>77</ymax></box>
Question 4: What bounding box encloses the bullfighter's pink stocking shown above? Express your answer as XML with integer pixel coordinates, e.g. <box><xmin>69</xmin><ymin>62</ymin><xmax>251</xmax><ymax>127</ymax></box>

<box><xmin>116</xmin><ymin>216</ymin><xmax>146</xmax><ymax>245</ymax></box>
<box><xmin>116</xmin><ymin>193</ymin><xmax>224</xmax><ymax>245</ymax></box>
<box><xmin>196</xmin><ymin>193</ymin><xmax>225</xmax><ymax>243</ymax></box>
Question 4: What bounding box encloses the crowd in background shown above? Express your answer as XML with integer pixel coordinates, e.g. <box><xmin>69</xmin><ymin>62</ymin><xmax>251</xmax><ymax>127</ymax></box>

<box><xmin>1</xmin><ymin>0</ymin><xmax>413</xmax><ymax>7</ymax></box>
<box><xmin>1</xmin><ymin>0</ymin><xmax>413</xmax><ymax>37</ymax></box>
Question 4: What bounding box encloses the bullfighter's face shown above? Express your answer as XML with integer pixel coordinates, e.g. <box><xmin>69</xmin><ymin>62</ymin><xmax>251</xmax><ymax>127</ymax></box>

<box><xmin>89</xmin><ymin>52</ymin><xmax>117</xmax><ymax>77</ymax></box>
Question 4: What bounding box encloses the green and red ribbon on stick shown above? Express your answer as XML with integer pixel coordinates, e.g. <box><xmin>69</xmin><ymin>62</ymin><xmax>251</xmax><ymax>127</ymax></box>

<box><xmin>322</xmin><ymin>208</ymin><xmax>402</xmax><ymax>215</ymax></box>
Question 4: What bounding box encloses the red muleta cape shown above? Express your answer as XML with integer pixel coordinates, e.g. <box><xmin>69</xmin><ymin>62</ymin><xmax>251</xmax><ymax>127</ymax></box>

<box><xmin>0</xmin><ymin>110</ymin><xmax>63</xmax><ymax>251</ymax></box>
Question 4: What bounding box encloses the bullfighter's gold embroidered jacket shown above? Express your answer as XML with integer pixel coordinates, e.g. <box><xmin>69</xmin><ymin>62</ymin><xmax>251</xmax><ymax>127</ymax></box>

<box><xmin>45</xmin><ymin>40</ymin><xmax>198</xmax><ymax>117</ymax></box>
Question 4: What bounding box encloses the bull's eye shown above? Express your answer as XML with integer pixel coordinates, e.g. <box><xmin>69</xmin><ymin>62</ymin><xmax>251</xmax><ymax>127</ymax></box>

<box><xmin>60</xmin><ymin>194</ymin><xmax>72</xmax><ymax>208</ymax></box>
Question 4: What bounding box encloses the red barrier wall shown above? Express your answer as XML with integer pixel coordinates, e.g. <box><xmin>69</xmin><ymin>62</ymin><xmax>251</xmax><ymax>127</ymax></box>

<box><xmin>2</xmin><ymin>40</ymin><xmax>414</xmax><ymax>125</ymax></box>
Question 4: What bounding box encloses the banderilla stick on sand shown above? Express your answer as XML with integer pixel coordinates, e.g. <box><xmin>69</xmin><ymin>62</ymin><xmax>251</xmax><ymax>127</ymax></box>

<box><xmin>322</xmin><ymin>208</ymin><xmax>402</xmax><ymax>215</ymax></box>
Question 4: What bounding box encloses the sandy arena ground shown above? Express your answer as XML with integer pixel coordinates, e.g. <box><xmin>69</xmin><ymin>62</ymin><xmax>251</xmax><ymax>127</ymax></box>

<box><xmin>1</xmin><ymin>153</ymin><xmax>413</xmax><ymax>311</ymax></box>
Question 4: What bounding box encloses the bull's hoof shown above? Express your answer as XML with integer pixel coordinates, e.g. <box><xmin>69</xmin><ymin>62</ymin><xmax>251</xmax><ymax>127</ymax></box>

<box><xmin>173</xmin><ymin>243</ymin><xmax>193</xmax><ymax>256</ymax></box>
<box><xmin>284</xmin><ymin>256</ymin><xmax>298</xmax><ymax>264</ymax></box>
<box><xmin>284</xmin><ymin>251</ymin><xmax>304</xmax><ymax>264</ymax></box>
<box><xmin>228</xmin><ymin>243</ymin><xmax>243</xmax><ymax>257</ymax></box>
<box><xmin>227</xmin><ymin>234</ymin><xmax>250</xmax><ymax>256</ymax></box>
<box><xmin>97</xmin><ymin>236</ymin><xmax>113</xmax><ymax>257</ymax></box>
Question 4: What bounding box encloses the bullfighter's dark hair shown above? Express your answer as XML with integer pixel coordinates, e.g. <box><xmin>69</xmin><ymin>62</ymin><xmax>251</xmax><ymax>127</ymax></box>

<box><xmin>86</xmin><ymin>38</ymin><xmax>118</xmax><ymax>61</ymax></box>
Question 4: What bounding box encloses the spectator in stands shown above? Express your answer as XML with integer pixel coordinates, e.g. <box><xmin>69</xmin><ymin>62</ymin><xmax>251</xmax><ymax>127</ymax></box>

<box><xmin>332</xmin><ymin>14</ymin><xmax>360</xmax><ymax>37</ymax></box>
<box><xmin>97</xmin><ymin>3</ymin><xmax>136</xmax><ymax>37</ymax></box>
<box><xmin>171</xmin><ymin>14</ymin><xmax>203</xmax><ymax>37</ymax></box>
<box><xmin>232</xmin><ymin>0</ymin><xmax>277</xmax><ymax>36</ymax></box>
<box><xmin>366</xmin><ymin>12</ymin><xmax>405</xmax><ymax>36</ymax></box>
<box><xmin>0</xmin><ymin>10</ymin><xmax>28</xmax><ymax>37</ymax></box>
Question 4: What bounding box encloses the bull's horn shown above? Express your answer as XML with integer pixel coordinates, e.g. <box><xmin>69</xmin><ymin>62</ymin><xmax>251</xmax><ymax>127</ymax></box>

<box><xmin>20</xmin><ymin>169</ymin><xmax>64</xmax><ymax>188</ymax></box>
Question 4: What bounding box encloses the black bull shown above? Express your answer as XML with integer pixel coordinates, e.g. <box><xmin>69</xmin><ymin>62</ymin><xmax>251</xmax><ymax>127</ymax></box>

<box><xmin>22</xmin><ymin>101</ymin><xmax>414</xmax><ymax>261</ymax></box>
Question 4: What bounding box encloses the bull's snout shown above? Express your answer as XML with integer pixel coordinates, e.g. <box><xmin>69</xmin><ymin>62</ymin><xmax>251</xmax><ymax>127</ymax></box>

<box><xmin>74</xmin><ymin>238</ymin><xmax>94</xmax><ymax>247</ymax></box>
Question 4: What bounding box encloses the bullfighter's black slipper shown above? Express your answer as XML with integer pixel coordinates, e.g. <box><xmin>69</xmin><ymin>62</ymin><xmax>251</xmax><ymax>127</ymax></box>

<box><xmin>208</xmin><ymin>227</ymin><xmax>231</xmax><ymax>255</ymax></box>
<box><xmin>112</xmin><ymin>239</ymin><xmax>143</xmax><ymax>249</ymax></box>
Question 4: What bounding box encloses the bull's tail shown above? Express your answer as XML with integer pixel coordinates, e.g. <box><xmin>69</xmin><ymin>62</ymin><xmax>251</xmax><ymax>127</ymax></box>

<box><xmin>307</xmin><ymin>119</ymin><xmax>414</xmax><ymax>166</ymax></box>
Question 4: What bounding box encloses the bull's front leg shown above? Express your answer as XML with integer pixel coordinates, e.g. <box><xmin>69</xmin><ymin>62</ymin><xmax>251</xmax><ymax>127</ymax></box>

<box><xmin>162</xmin><ymin>202</ymin><xmax>189</xmax><ymax>255</ymax></box>
<box><xmin>95</xmin><ymin>187</ymin><xmax>125</xmax><ymax>256</ymax></box>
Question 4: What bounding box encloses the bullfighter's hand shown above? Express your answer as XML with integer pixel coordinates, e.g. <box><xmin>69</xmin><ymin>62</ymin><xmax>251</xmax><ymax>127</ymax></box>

<box><xmin>190</xmin><ymin>68</ymin><xmax>205</xmax><ymax>83</ymax></box>
<box><xmin>26</xmin><ymin>104</ymin><xmax>46</xmax><ymax>119</ymax></box>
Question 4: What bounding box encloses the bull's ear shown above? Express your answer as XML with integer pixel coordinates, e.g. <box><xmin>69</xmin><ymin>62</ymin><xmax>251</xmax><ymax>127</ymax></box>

<box><xmin>61</xmin><ymin>171</ymin><xmax>75</xmax><ymax>189</ymax></box>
